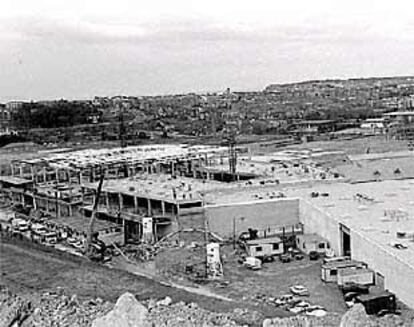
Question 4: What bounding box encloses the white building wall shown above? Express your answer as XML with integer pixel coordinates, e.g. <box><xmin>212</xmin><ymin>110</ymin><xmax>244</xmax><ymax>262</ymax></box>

<box><xmin>206</xmin><ymin>198</ymin><xmax>300</xmax><ymax>238</ymax></box>
<box><xmin>351</xmin><ymin>230</ymin><xmax>414</xmax><ymax>308</ymax></box>
<box><xmin>299</xmin><ymin>199</ymin><xmax>414</xmax><ymax>308</ymax></box>
<box><xmin>299</xmin><ymin>200</ymin><xmax>341</xmax><ymax>255</ymax></box>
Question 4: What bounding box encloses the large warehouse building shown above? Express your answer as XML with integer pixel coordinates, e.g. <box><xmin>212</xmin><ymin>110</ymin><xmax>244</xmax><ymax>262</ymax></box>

<box><xmin>289</xmin><ymin>180</ymin><xmax>414</xmax><ymax>308</ymax></box>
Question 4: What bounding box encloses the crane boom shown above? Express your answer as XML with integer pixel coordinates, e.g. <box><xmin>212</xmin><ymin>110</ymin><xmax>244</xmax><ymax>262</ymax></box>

<box><xmin>85</xmin><ymin>167</ymin><xmax>105</xmax><ymax>254</ymax></box>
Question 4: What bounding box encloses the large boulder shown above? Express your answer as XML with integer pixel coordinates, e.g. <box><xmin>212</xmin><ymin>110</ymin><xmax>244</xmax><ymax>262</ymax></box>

<box><xmin>340</xmin><ymin>304</ymin><xmax>372</xmax><ymax>327</ymax></box>
<box><xmin>92</xmin><ymin>292</ymin><xmax>150</xmax><ymax>327</ymax></box>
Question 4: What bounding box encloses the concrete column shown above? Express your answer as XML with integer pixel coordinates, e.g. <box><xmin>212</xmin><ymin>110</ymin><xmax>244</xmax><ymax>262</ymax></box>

<box><xmin>118</xmin><ymin>193</ymin><xmax>123</xmax><ymax>211</ymax></box>
<box><xmin>147</xmin><ymin>198</ymin><xmax>152</xmax><ymax>216</ymax></box>
<box><xmin>161</xmin><ymin>201</ymin><xmax>166</xmax><ymax>216</ymax></box>
<box><xmin>134</xmin><ymin>196</ymin><xmax>138</xmax><ymax>213</ymax></box>
<box><xmin>30</xmin><ymin>165</ymin><xmax>35</xmax><ymax>182</ymax></box>
<box><xmin>105</xmin><ymin>192</ymin><xmax>109</xmax><ymax>208</ymax></box>
<box><xmin>19</xmin><ymin>166</ymin><xmax>24</xmax><ymax>178</ymax></box>
<box><xmin>33</xmin><ymin>196</ymin><xmax>37</xmax><ymax>210</ymax></box>
<box><xmin>43</xmin><ymin>167</ymin><xmax>47</xmax><ymax>183</ymax></box>
<box><xmin>10</xmin><ymin>164</ymin><xmax>14</xmax><ymax>176</ymax></box>
<box><xmin>55</xmin><ymin>169</ymin><xmax>59</xmax><ymax>183</ymax></box>
<box><xmin>65</xmin><ymin>169</ymin><xmax>70</xmax><ymax>183</ymax></box>
<box><xmin>57</xmin><ymin>201</ymin><xmax>61</xmax><ymax>218</ymax></box>
<box><xmin>68</xmin><ymin>204</ymin><xmax>73</xmax><ymax>217</ymax></box>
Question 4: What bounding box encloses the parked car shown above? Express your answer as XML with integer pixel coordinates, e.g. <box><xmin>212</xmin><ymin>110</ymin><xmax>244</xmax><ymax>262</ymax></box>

<box><xmin>294</xmin><ymin>253</ymin><xmax>304</xmax><ymax>260</ymax></box>
<box><xmin>262</xmin><ymin>254</ymin><xmax>275</xmax><ymax>263</ymax></box>
<box><xmin>309</xmin><ymin>251</ymin><xmax>319</xmax><ymax>260</ymax></box>
<box><xmin>243</xmin><ymin>257</ymin><xmax>262</xmax><ymax>270</ymax></box>
<box><xmin>290</xmin><ymin>285</ymin><xmax>310</xmax><ymax>296</ymax></box>
<box><xmin>280</xmin><ymin>254</ymin><xmax>291</xmax><ymax>263</ymax></box>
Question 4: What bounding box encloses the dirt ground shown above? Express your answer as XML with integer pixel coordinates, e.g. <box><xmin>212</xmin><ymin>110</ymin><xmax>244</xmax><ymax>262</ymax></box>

<box><xmin>285</xmin><ymin>136</ymin><xmax>409</xmax><ymax>155</ymax></box>
<box><xmin>156</xmin><ymin>244</ymin><xmax>347</xmax><ymax>326</ymax></box>
<box><xmin>0</xmin><ymin>238</ymin><xmax>285</xmax><ymax>325</ymax></box>
<box><xmin>244</xmin><ymin>135</ymin><xmax>409</xmax><ymax>156</ymax></box>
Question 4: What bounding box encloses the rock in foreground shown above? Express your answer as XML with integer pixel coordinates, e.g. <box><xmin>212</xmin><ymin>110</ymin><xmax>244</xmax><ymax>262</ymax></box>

<box><xmin>92</xmin><ymin>292</ymin><xmax>150</xmax><ymax>327</ymax></box>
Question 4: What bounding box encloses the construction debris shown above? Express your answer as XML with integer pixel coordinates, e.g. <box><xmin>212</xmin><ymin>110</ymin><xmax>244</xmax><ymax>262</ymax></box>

<box><xmin>262</xmin><ymin>316</ymin><xmax>313</xmax><ymax>327</ymax></box>
<box><xmin>28</xmin><ymin>291</ymin><xmax>112</xmax><ymax>327</ymax></box>
<box><xmin>146</xmin><ymin>300</ymin><xmax>246</xmax><ymax>327</ymax></box>
<box><xmin>0</xmin><ymin>288</ymin><xmax>32</xmax><ymax>327</ymax></box>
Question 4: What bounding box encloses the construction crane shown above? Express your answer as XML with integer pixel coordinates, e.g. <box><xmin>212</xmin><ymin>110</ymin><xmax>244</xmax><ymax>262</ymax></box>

<box><xmin>84</xmin><ymin>167</ymin><xmax>107</xmax><ymax>261</ymax></box>
<box><xmin>119</xmin><ymin>104</ymin><xmax>127</xmax><ymax>148</ymax></box>
<box><xmin>223</xmin><ymin>109</ymin><xmax>238</xmax><ymax>179</ymax></box>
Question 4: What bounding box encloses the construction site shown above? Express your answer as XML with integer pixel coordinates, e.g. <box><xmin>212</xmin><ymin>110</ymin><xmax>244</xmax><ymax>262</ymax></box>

<box><xmin>2</xmin><ymin>138</ymin><xmax>414</xmax><ymax>326</ymax></box>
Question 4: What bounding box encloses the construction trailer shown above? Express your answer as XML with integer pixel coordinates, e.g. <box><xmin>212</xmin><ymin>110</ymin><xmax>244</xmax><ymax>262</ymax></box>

<box><xmin>337</xmin><ymin>267</ymin><xmax>375</xmax><ymax>286</ymax></box>
<box><xmin>321</xmin><ymin>260</ymin><xmax>368</xmax><ymax>283</ymax></box>
<box><xmin>296</xmin><ymin>233</ymin><xmax>330</xmax><ymax>255</ymax></box>
<box><xmin>356</xmin><ymin>291</ymin><xmax>396</xmax><ymax>315</ymax></box>
<box><xmin>245</xmin><ymin>236</ymin><xmax>284</xmax><ymax>258</ymax></box>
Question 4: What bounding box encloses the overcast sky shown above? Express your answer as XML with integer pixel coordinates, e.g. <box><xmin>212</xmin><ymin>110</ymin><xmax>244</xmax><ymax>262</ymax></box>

<box><xmin>1</xmin><ymin>0</ymin><xmax>414</xmax><ymax>101</ymax></box>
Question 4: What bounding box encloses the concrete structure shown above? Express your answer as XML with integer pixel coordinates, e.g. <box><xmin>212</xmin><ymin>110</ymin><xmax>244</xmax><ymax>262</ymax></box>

<box><xmin>4</xmin><ymin>142</ymin><xmax>414</xmax><ymax>310</ymax></box>
<box><xmin>205</xmin><ymin>198</ymin><xmax>300</xmax><ymax>239</ymax></box>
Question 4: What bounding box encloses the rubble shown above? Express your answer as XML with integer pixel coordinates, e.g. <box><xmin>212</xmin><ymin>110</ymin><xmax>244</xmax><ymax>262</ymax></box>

<box><xmin>146</xmin><ymin>300</ymin><xmax>246</xmax><ymax>327</ymax></box>
<box><xmin>262</xmin><ymin>316</ymin><xmax>314</xmax><ymax>327</ymax></box>
<box><xmin>24</xmin><ymin>290</ymin><xmax>112</xmax><ymax>327</ymax></box>
<box><xmin>0</xmin><ymin>288</ymin><xmax>32</xmax><ymax>327</ymax></box>
<box><xmin>339</xmin><ymin>303</ymin><xmax>414</xmax><ymax>327</ymax></box>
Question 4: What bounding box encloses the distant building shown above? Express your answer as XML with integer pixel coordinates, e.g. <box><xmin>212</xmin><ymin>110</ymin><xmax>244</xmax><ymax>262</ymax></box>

<box><xmin>5</xmin><ymin>101</ymin><xmax>25</xmax><ymax>111</ymax></box>
<box><xmin>0</xmin><ymin>105</ymin><xmax>12</xmax><ymax>134</ymax></box>
<box><xmin>383</xmin><ymin>111</ymin><xmax>414</xmax><ymax>125</ymax></box>
<box><xmin>291</xmin><ymin>120</ymin><xmax>337</xmax><ymax>135</ymax></box>
<box><xmin>360</xmin><ymin>118</ymin><xmax>387</xmax><ymax>134</ymax></box>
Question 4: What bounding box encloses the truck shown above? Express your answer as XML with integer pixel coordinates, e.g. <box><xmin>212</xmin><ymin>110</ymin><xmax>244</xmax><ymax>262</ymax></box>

<box><xmin>11</xmin><ymin>218</ymin><xmax>30</xmax><ymax>233</ymax></box>
<box><xmin>41</xmin><ymin>232</ymin><xmax>58</xmax><ymax>245</ymax></box>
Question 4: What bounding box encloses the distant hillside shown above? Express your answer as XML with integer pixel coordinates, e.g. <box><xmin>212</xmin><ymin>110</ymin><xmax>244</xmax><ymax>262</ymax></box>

<box><xmin>264</xmin><ymin>76</ymin><xmax>414</xmax><ymax>92</ymax></box>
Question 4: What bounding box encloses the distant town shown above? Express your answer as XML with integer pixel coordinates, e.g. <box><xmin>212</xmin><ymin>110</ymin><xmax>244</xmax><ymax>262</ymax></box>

<box><xmin>2</xmin><ymin>76</ymin><xmax>414</xmax><ymax>148</ymax></box>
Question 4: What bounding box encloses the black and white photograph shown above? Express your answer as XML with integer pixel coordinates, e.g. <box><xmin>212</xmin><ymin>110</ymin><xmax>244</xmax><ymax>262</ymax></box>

<box><xmin>1</xmin><ymin>1</ymin><xmax>414</xmax><ymax>326</ymax></box>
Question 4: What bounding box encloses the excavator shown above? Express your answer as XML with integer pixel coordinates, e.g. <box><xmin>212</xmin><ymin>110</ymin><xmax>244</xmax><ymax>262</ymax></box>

<box><xmin>84</xmin><ymin>168</ymin><xmax>108</xmax><ymax>262</ymax></box>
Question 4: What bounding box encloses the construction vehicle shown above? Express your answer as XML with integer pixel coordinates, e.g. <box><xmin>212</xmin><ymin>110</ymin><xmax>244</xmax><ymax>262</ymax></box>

<box><xmin>84</xmin><ymin>168</ymin><xmax>109</xmax><ymax>262</ymax></box>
